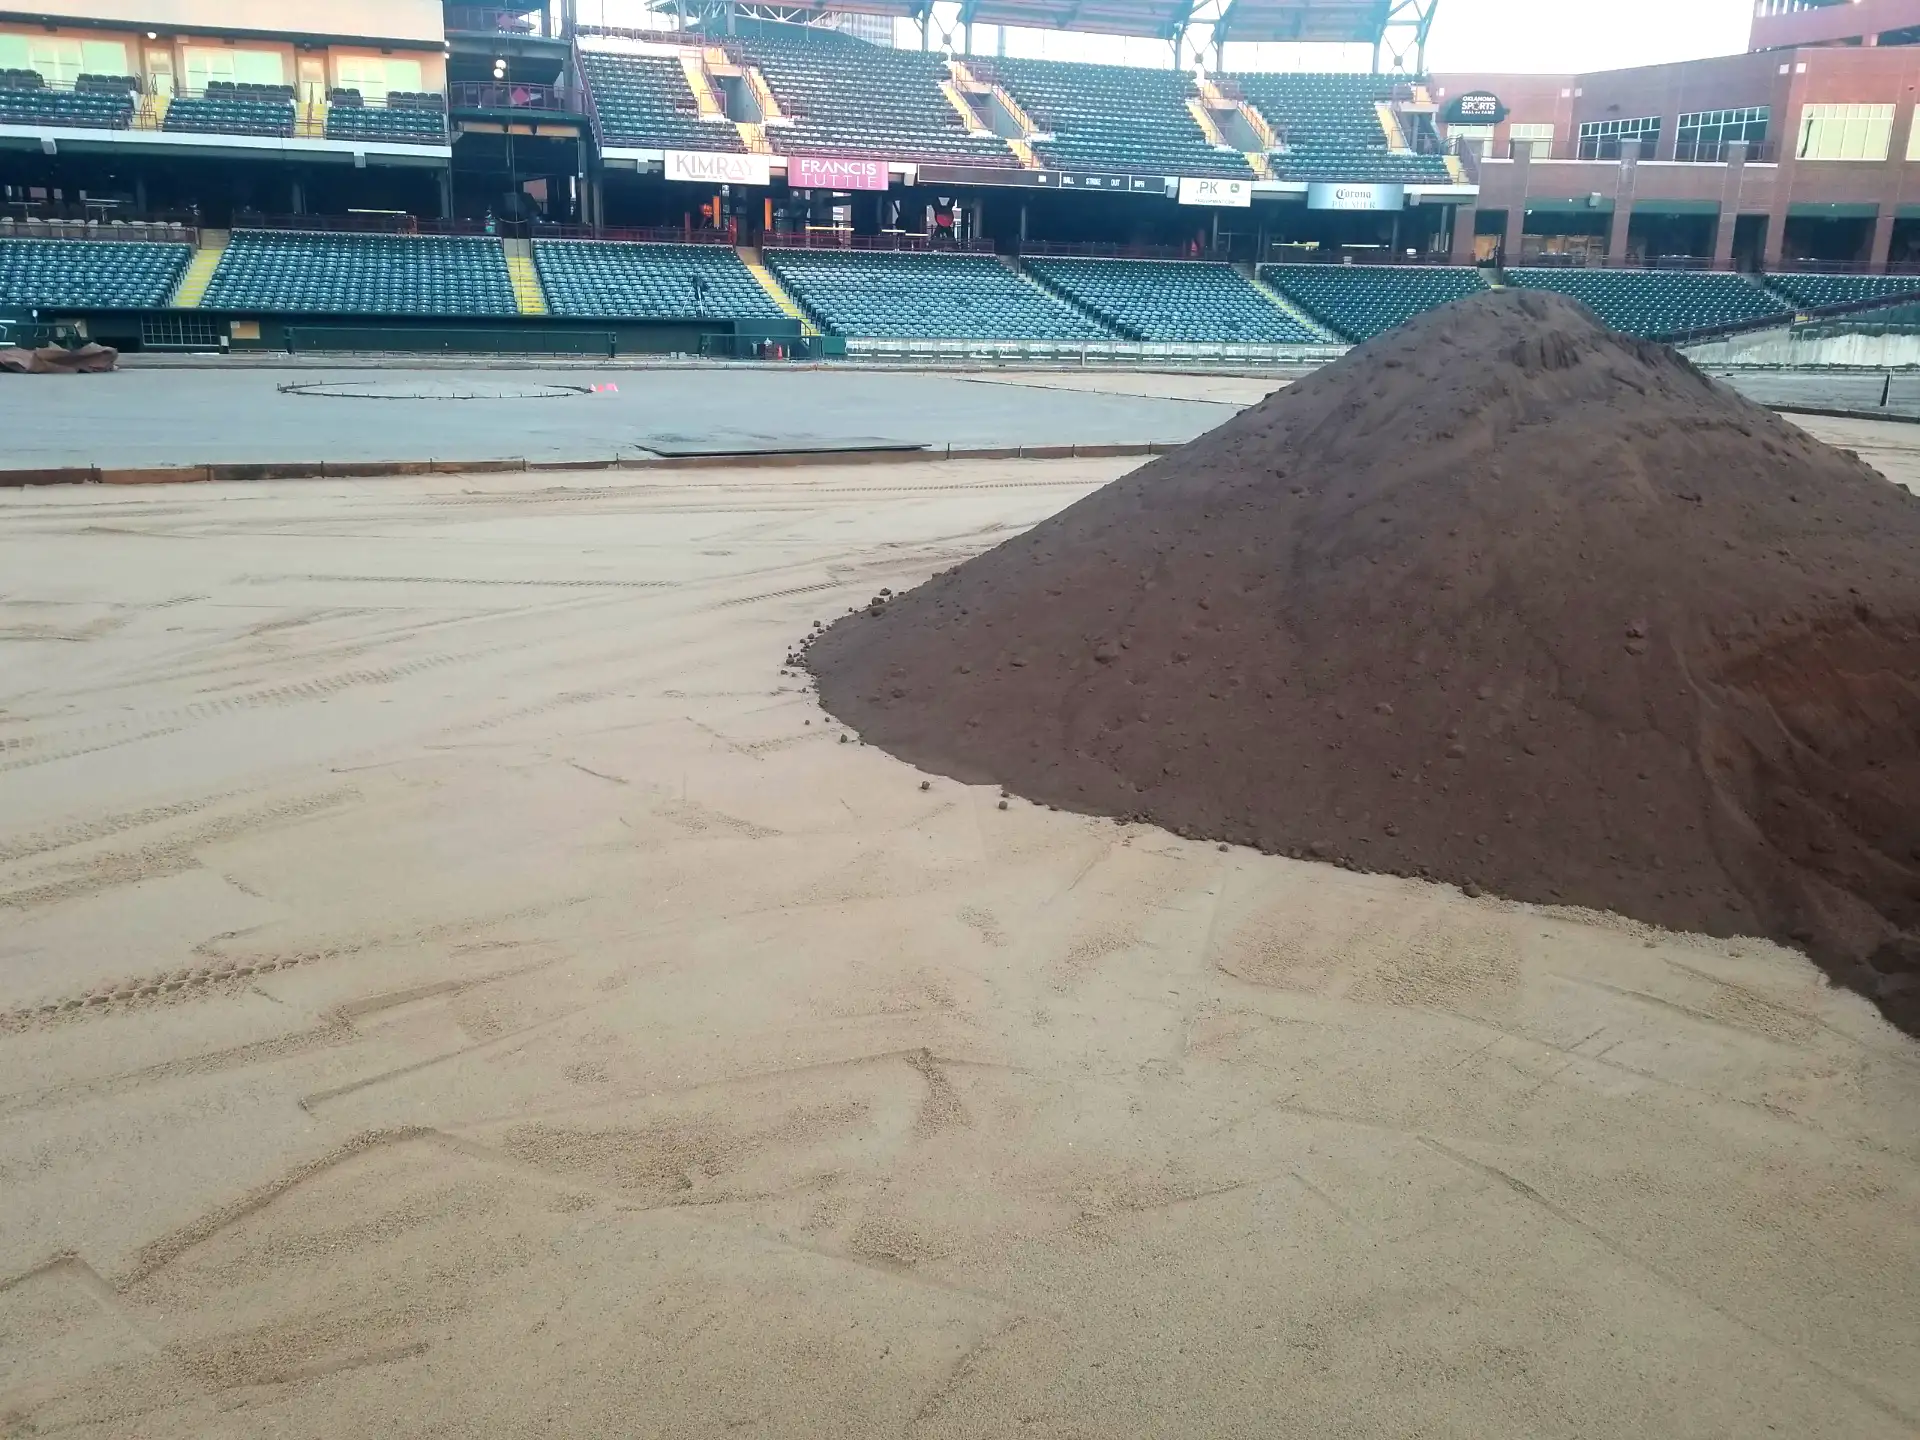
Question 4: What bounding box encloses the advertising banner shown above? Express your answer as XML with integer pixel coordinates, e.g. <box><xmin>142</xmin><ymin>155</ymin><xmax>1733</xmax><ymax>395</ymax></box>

<box><xmin>1307</xmin><ymin>181</ymin><xmax>1407</xmax><ymax>211</ymax></box>
<box><xmin>914</xmin><ymin>165</ymin><xmax>1168</xmax><ymax>194</ymax></box>
<box><xmin>789</xmin><ymin>154</ymin><xmax>891</xmax><ymax>190</ymax></box>
<box><xmin>1444</xmin><ymin>91</ymin><xmax>1508</xmax><ymax>125</ymax></box>
<box><xmin>665</xmin><ymin>150</ymin><xmax>774</xmax><ymax>186</ymax></box>
<box><xmin>1176</xmin><ymin>176</ymin><xmax>1252</xmax><ymax>207</ymax></box>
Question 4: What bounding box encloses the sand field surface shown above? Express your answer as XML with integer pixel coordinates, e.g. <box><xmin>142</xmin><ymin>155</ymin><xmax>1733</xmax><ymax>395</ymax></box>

<box><xmin>0</xmin><ymin>452</ymin><xmax>1915</xmax><ymax>1438</ymax></box>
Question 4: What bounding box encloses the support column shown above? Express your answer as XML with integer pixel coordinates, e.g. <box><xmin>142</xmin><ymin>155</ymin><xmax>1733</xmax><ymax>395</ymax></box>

<box><xmin>437</xmin><ymin>167</ymin><xmax>453</xmax><ymax>220</ymax></box>
<box><xmin>1502</xmin><ymin>142</ymin><xmax>1530</xmax><ymax>266</ymax></box>
<box><xmin>1870</xmin><ymin>88</ymin><xmax>1915</xmax><ymax>272</ymax></box>
<box><xmin>134</xmin><ymin>173</ymin><xmax>149</xmax><ymax>217</ymax></box>
<box><xmin>1449</xmin><ymin>139</ymin><xmax>1482</xmax><ymax>264</ymax></box>
<box><xmin>1606</xmin><ymin>137</ymin><xmax>1640</xmax><ymax>262</ymax></box>
<box><xmin>1712</xmin><ymin>140</ymin><xmax>1747</xmax><ymax>270</ymax></box>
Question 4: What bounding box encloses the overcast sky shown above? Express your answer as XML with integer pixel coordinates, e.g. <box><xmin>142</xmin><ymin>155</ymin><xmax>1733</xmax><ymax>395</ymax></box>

<box><xmin>587</xmin><ymin>0</ymin><xmax>1757</xmax><ymax>72</ymax></box>
<box><xmin>1422</xmin><ymin>0</ymin><xmax>1751</xmax><ymax>73</ymax></box>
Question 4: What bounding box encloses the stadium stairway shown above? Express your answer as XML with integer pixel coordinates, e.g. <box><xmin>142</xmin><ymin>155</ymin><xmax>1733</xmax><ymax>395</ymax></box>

<box><xmin>1375</xmin><ymin>101</ymin><xmax>1409</xmax><ymax>152</ymax></box>
<box><xmin>132</xmin><ymin>92</ymin><xmax>169</xmax><ymax>132</ymax></box>
<box><xmin>1000</xmin><ymin>254</ymin><xmax>1128</xmax><ymax>334</ymax></box>
<box><xmin>948</xmin><ymin>60</ymin><xmax>1039</xmax><ymax>169</ymax></box>
<box><xmin>1243</xmin><ymin>265</ymin><xmax>1339</xmax><ymax>343</ymax></box>
<box><xmin>170</xmin><ymin>233</ymin><xmax>226</xmax><ymax>309</ymax></box>
<box><xmin>502</xmin><ymin>240</ymin><xmax>549</xmax><ymax>316</ymax></box>
<box><xmin>1194</xmin><ymin>76</ymin><xmax>1275</xmax><ymax>178</ymax></box>
<box><xmin>738</xmin><ymin>246</ymin><xmax>820</xmax><ymax>336</ymax></box>
<box><xmin>680</xmin><ymin>53</ymin><xmax>725</xmax><ymax>120</ymax></box>
<box><xmin>297</xmin><ymin>97</ymin><xmax>328</xmax><ymax>140</ymax></box>
<box><xmin>1186</xmin><ymin>97</ymin><xmax>1229</xmax><ymax>149</ymax></box>
<box><xmin>939</xmin><ymin>76</ymin><xmax>993</xmax><ymax>138</ymax></box>
<box><xmin>744</xmin><ymin>63</ymin><xmax>787</xmax><ymax>124</ymax></box>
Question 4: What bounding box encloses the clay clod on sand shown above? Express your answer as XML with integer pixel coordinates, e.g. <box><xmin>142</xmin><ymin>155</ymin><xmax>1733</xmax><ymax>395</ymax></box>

<box><xmin>807</xmin><ymin>289</ymin><xmax>1920</xmax><ymax>1035</ymax></box>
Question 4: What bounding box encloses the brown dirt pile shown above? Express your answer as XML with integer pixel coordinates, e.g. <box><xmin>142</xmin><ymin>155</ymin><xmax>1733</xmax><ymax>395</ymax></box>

<box><xmin>805</xmin><ymin>289</ymin><xmax>1920</xmax><ymax>1034</ymax></box>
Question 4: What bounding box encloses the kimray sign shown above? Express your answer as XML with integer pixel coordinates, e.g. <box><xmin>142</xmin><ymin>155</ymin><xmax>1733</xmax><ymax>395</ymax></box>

<box><xmin>1176</xmin><ymin>176</ymin><xmax>1251</xmax><ymax>207</ymax></box>
<box><xmin>1307</xmin><ymin>182</ymin><xmax>1407</xmax><ymax>211</ymax></box>
<box><xmin>663</xmin><ymin>150</ymin><xmax>774</xmax><ymax>187</ymax></box>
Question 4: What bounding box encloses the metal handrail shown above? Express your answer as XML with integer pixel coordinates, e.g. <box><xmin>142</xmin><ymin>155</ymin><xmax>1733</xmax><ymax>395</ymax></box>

<box><xmin>447</xmin><ymin>81</ymin><xmax>580</xmax><ymax>113</ymax></box>
<box><xmin>0</xmin><ymin>216</ymin><xmax>197</xmax><ymax>244</ymax></box>
<box><xmin>532</xmin><ymin>224</ymin><xmax>736</xmax><ymax>245</ymax></box>
<box><xmin>231</xmin><ymin>211</ymin><xmax>495</xmax><ymax>235</ymax></box>
<box><xmin>765</xmin><ymin>231</ymin><xmax>995</xmax><ymax>253</ymax></box>
<box><xmin>445</xmin><ymin>5</ymin><xmax>555</xmax><ymax>38</ymax></box>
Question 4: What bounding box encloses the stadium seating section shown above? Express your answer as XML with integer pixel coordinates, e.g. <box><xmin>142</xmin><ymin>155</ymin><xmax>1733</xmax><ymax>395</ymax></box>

<box><xmin>1228</xmin><ymin>73</ymin><xmax>1450</xmax><ymax>184</ymax></box>
<box><xmin>534</xmin><ymin>240</ymin><xmax>786</xmax><ymax>321</ymax></box>
<box><xmin>1503</xmin><ymin>268</ymin><xmax>1788</xmax><ymax>338</ymax></box>
<box><xmin>983</xmin><ymin>56</ymin><xmax>1247</xmax><ymax>178</ymax></box>
<box><xmin>0</xmin><ymin>237</ymin><xmax>191</xmax><ymax>307</ymax></box>
<box><xmin>1764</xmin><ymin>272</ymin><xmax>1920</xmax><ymax>310</ymax></box>
<box><xmin>581</xmin><ymin>50</ymin><xmax>740</xmax><ymax>150</ymax></box>
<box><xmin>1261</xmin><ymin>263</ymin><xmax>1490</xmax><ymax>341</ymax></box>
<box><xmin>0</xmin><ymin>69</ymin><xmax>134</xmax><ymax>129</ymax></box>
<box><xmin>733</xmin><ymin>28</ymin><xmax>1006</xmax><ymax>164</ymax></box>
<box><xmin>202</xmin><ymin>231</ymin><xmax>517</xmax><ymax>316</ymax></box>
<box><xmin>164</xmin><ymin>91</ymin><xmax>294</xmax><ymax>138</ymax></box>
<box><xmin>324</xmin><ymin>91</ymin><xmax>447</xmax><ymax>145</ymax></box>
<box><xmin>766</xmin><ymin>248</ymin><xmax>1110</xmax><ymax>340</ymax></box>
<box><xmin>1026</xmin><ymin>258</ymin><xmax>1317</xmax><ymax>343</ymax></box>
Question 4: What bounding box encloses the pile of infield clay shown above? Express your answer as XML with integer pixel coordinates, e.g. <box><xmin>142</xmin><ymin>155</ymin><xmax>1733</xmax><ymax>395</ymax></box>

<box><xmin>806</xmin><ymin>289</ymin><xmax>1920</xmax><ymax>1034</ymax></box>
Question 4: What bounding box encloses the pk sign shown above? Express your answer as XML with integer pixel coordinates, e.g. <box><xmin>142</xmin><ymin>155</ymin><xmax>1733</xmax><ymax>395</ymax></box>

<box><xmin>1177</xmin><ymin>176</ymin><xmax>1252</xmax><ymax>208</ymax></box>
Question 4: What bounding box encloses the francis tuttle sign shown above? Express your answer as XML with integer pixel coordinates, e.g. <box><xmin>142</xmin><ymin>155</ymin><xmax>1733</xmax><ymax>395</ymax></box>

<box><xmin>789</xmin><ymin>154</ymin><xmax>891</xmax><ymax>190</ymax></box>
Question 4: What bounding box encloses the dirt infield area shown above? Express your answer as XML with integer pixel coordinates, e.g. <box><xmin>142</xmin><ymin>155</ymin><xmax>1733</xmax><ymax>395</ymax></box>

<box><xmin>0</xmin><ymin>449</ymin><xmax>1915</xmax><ymax>1438</ymax></box>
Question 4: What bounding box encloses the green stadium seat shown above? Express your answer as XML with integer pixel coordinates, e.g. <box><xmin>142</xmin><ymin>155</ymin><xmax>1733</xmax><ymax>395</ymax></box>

<box><xmin>1026</xmin><ymin>258</ymin><xmax>1319</xmax><ymax>343</ymax></box>
<box><xmin>164</xmin><ymin>92</ymin><xmax>294</xmax><ymax>137</ymax></box>
<box><xmin>0</xmin><ymin>237</ymin><xmax>191</xmax><ymax>307</ymax></box>
<box><xmin>980</xmin><ymin>55</ymin><xmax>1249</xmax><ymax>178</ymax></box>
<box><xmin>581</xmin><ymin>51</ymin><xmax>741</xmax><ymax>150</ymax></box>
<box><xmin>325</xmin><ymin>92</ymin><xmax>446</xmax><ymax>145</ymax></box>
<box><xmin>733</xmin><ymin>27</ymin><xmax>1010</xmax><ymax>166</ymax></box>
<box><xmin>534</xmin><ymin>240</ymin><xmax>787</xmax><ymax>321</ymax></box>
<box><xmin>1228</xmin><ymin>73</ymin><xmax>1451</xmax><ymax>185</ymax></box>
<box><xmin>0</xmin><ymin>69</ymin><xmax>134</xmax><ymax>130</ymax></box>
<box><xmin>202</xmin><ymin>231</ymin><xmax>517</xmax><ymax>317</ymax></box>
<box><xmin>1259</xmin><ymin>263</ymin><xmax>1490</xmax><ymax>341</ymax></box>
<box><xmin>766</xmin><ymin>248</ymin><xmax>1111</xmax><ymax>340</ymax></box>
<box><xmin>1503</xmin><ymin>268</ymin><xmax>1788</xmax><ymax>338</ymax></box>
<box><xmin>1765</xmin><ymin>272</ymin><xmax>1920</xmax><ymax>310</ymax></box>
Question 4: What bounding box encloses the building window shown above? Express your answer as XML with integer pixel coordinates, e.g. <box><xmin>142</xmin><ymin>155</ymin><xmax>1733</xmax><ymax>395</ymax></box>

<box><xmin>1675</xmin><ymin>106</ymin><xmax>1768</xmax><ymax>161</ymax></box>
<box><xmin>1510</xmin><ymin>122</ymin><xmax>1555</xmax><ymax>159</ymax></box>
<box><xmin>1796</xmin><ymin>103</ymin><xmax>1893</xmax><ymax>160</ymax></box>
<box><xmin>335</xmin><ymin>55</ymin><xmax>425</xmax><ymax>99</ymax></box>
<box><xmin>0</xmin><ymin>34</ymin><xmax>127</xmax><ymax>85</ymax></box>
<box><xmin>1577</xmin><ymin>116</ymin><xmax>1660</xmax><ymax>160</ymax></box>
<box><xmin>183</xmin><ymin>47</ymin><xmax>286</xmax><ymax>94</ymax></box>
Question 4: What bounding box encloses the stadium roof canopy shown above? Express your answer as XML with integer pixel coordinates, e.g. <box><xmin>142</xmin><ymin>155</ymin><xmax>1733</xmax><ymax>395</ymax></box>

<box><xmin>959</xmin><ymin>0</ymin><xmax>1390</xmax><ymax>43</ymax></box>
<box><xmin>718</xmin><ymin>0</ymin><xmax>1399</xmax><ymax>44</ymax></box>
